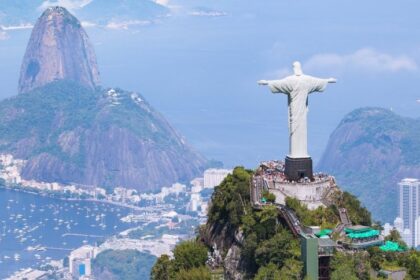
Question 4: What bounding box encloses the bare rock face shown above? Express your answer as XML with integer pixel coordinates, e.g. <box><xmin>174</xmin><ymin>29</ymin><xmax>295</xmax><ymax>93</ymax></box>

<box><xmin>18</xmin><ymin>6</ymin><xmax>100</xmax><ymax>94</ymax></box>
<box><xmin>201</xmin><ymin>223</ymin><xmax>247</xmax><ymax>280</ymax></box>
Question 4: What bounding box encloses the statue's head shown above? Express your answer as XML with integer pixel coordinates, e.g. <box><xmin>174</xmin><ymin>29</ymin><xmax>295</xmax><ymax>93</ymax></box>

<box><xmin>293</xmin><ymin>61</ymin><xmax>303</xmax><ymax>76</ymax></box>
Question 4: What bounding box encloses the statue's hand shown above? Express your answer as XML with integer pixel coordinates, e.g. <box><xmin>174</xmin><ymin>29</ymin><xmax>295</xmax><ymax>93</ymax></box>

<box><xmin>258</xmin><ymin>80</ymin><xmax>269</xmax><ymax>86</ymax></box>
<box><xmin>327</xmin><ymin>78</ymin><xmax>337</xmax><ymax>83</ymax></box>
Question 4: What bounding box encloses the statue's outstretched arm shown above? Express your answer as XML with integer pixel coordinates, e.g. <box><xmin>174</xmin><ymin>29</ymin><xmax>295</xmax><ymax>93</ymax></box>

<box><xmin>327</xmin><ymin>78</ymin><xmax>337</xmax><ymax>83</ymax></box>
<box><xmin>258</xmin><ymin>78</ymin><xmax>290</xmax><ymax>94</ymax></box>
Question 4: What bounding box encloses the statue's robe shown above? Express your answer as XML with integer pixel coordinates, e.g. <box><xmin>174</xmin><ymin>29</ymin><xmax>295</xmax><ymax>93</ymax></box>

<box><xmin>268</xmin><ymin>75</ymin><xmax>329</xmax><ymax>158</ymax></box>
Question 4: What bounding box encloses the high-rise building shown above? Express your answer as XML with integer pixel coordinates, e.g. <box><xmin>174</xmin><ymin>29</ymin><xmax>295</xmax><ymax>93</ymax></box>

<box><xmin>397</xmin><ymin>178</ymin><xmax>420</xmax><ymax>247</ymax></box>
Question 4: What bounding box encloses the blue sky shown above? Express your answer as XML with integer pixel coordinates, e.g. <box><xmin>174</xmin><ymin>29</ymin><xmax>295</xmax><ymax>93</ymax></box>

<box><xmin>1</xmin><ymin>0</ymin><xmax>420</xmax><ymax>168</ymax></box>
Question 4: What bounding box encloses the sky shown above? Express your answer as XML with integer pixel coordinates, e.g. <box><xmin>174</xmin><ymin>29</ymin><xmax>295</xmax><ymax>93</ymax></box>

<box><xmin>1</xmin><ymin>0</ymin><xmax>420</xmax><ymax>168</ymax></box>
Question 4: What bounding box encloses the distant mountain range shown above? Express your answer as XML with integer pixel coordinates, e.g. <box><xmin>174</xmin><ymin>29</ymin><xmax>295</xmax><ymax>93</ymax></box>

<box><xmin>0</xmin><ymin>0</ymin><xmax>167</xmax><ymax>27</ymax></box>
<box><xmin>318</xmin><ymin>107</ymin><xmax>420</xmax><ymax>222</ymax></box>
<box><xmin>0</xmin><ymin>6</ymin><xmax>207</xmax><ymax>192</ymax></box>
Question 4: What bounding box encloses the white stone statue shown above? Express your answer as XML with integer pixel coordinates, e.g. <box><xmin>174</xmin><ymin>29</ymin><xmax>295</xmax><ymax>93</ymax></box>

<box><xmin>258</xmin><ymin>61</ymin><xmax>336</xmax><ymax>158</ymax></box>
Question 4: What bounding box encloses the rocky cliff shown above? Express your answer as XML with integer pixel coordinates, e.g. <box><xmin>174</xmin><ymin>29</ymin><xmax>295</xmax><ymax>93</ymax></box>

<box><xmin>18</xmin><ymin>6</ymin><xmax>100</xmax><ymax>94</ymax></box>
<box><xmin>0</xmin><ymin>7</ymin><xmax>207</xmax><ymax>191</ymax></box>
<box><xmin>318</xmin><ymin>107</ymin><xmax>420</xmax><ymax>222</ymax></box>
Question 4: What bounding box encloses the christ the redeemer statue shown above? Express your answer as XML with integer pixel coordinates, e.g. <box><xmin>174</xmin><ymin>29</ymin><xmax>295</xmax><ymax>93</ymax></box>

<box><xmin>258</xmin><ymin>61</ymin><xmax>336</xmax><ymax>181</ymax></box>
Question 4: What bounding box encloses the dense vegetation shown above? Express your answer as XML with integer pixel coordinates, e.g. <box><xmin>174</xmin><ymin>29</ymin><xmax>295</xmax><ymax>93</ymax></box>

<box><xmin>192</xmin><ymin>167</ymin><xmax>303</xmax><ymax>278</ymax></box>
<box><xmin>92</xmin><ymin>250</ymin><xmax>156</xmax><ymax>280</ymax></box>
<box><xmin>153</xmin><ymin>167</ymin><xmax>302</xmax><ymax>279</ymax></box>
<box><xmin>285</xmin><ymin>191</ymin><xmax>372</xmax><ymax>229</ymax></box>
<box><xmin>152</xmin><ymin>166</ymin><xmax>420</xmax><ymax>279</ymax></box>
<box><xmin>150</xmin><ymin>240</ymin><xmax>211</xmax><ymax>280</ymax></box>
<box><xmin>330</xmin><ymin>237</ymin><xmax>420</xmax><ymax>280</ymax></box>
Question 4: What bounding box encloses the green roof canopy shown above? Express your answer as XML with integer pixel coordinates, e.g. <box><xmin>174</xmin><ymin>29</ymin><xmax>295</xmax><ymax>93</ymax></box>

<box><xmin>379</xmin><ymin>241</ymin><xmax>405</xmax><ymax>252</ymax></box>
<box><xmin>315</xmin><ymin>229</ymin><xmax>333</xmax><ymax>237</ymax></box>
<box><xmin>347</xmin><ymin>229</ymin><xmax>379</xmax><ymax>239</ymax></box>
<box><xmin>344</xmin><ymin>226</ymin><xmax>373</xmax><ymax>234</ymax></box>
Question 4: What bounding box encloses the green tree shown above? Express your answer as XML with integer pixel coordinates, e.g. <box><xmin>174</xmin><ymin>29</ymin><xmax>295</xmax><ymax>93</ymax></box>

<box><xmin>385</xmin><ymin>229</ymin><xmax>401</xmax><ymax>242</ymax></box>
<box><xmin>279</xmin><ymin>258</ymin><xmax>303</xmax><ymax>280</ymax></box>
<box><xmin>151</xmin><ymin>254</ymin><xmax>172</xmax><ymax>280</ymax></box>
<box><xmin>339</xmin><ymin>191</ymin><xmax>372</xmax><ymax>226</ymax></box>
<box><xmin>285</xmin><ymin>197</ymin><xmax>338</xmax><ymax>228</ymax></box>
<box><xmin>385</xmin><ymin>229</ymin><xmax>407</xmax><ymax>248</ymax></box>
<box><xmin>330</xmin><ymin>252</ymin><xmax>358</xmax><ymax>280</ymax></box>
<box><xmin>330</xmin><ymin>264</ymin><xmax>358</xmax><ymax>280</ymax></box>
<box><xmin>173</xmin><ymin>240</ymin><xmax>208</xmax><ymax>272</ymax></box>
<box><xmin>399</xmin><ymin>251</ymin><xmax>420</xmax><ymax>279</ymax></box>
<box><xmin>254</xmin><ymin>263</ymin><xmax>282</xmax><ymax>280</ymax></box>
<box><xmin>367</xmin><ymin>246</ymin><xmax>383</xmax><ymax>271</ymax></box>
<box><xmin>207</xmin><ymin>167</ymin><xmax>252</xmax><ymax>229</ymax></box>
<box><xmin>255</xmin><ymin>229</ymin><xmax>300</xmax><ymax>268</ymax></box>
<box><xmin>255</xmin><ymin>205</ymin><xmax>279</xmax><ymax>239</ymax></box>
<box><xmin>330</xmin><ymin>252</ymin><xmax>370</xmax><ymax>280</ymax></box>
<box><xmin>241</xmin><ymin>233</ymin><xmax>258</xmax><ymax>274</ymax></box>
<box><xmin>175</xmin><ymin>266</ymin><xmax>211</xmax><ymax>280</ymax></box>
<box><xmin>241</xmin><ymin>212</ymin><xmax>257</xmax><ymax>235</ymax></box>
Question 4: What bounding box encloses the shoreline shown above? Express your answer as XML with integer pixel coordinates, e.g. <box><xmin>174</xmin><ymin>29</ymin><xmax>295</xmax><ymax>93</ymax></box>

<box><xmin>0</xmin><ymin>185</ymin><xmax>143</xmax><ymax>211</ymax></box>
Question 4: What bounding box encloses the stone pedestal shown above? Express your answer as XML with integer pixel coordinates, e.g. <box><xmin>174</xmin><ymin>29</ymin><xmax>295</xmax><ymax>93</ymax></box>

<box><xmin>285</xmin><ymin>156</ymin><xmax>313</xmax><ymax>181</ymax></box>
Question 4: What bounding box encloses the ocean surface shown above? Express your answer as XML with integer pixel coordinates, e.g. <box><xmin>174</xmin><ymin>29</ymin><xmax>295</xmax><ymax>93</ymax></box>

<box><xmin>0</xmin><ymin>188</ymin><xmax>134</xmax><ymax>278</ymax></box>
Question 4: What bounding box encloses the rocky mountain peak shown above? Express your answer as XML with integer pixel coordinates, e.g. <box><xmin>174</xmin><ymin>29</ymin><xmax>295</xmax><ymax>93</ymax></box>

<box><xmin>42</xmin><ymin>6</ymin><xmax>73</xmax><ymax>19</ymax></box>
<box><xmin>318</xmin><ymin>107</ymin><xmax>420</xmax><ymax>222</ymax></box>
<box><xmin>18</xmin><ymin>6</ymin><xmax>100</xmax><ymax>94</ymax></box>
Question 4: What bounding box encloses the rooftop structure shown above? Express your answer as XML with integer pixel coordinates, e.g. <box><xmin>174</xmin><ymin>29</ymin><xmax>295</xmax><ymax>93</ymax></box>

<box><xmin>341</xmin><ymin>226</ymin><xmax>384</xmax><ymax>249</ymax></box>
<box><xmin>378</xmin><ymin>269</ymin><xmax>406</xmax><ymax>280</ymax></box>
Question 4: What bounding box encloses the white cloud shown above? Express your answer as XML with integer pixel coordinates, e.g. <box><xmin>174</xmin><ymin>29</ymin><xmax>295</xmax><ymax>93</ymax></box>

<box><xmin>304</xmin><ymin>48</ymin><xmax>417</xmax><ymax>73</ymax></box>
<box><xmin>189</xmin><ymin>9</ymin><xmax>227</xmax><ymax>17</ymax></box>
<box><xmin>0</xmin><ymin>24</ymin><xmax>33</xmax><ymax>31</ymax></box>
<box><xmin>154</xmin><ymin>0</ymin><xmax>170</xmax><ymax>7</ymax></box>
<box><xmin>106</xmin><ymin>20</ymin><xmax>152</xmax><ymax>30</ymax></box>
<box><xmin>153</xmin><ymin>0</ymin><xmax>182</xmax><ymax>13</ymax></box>
<box><xmin>39</xmin><ymin>0</ymin><xmax>93</xmax><ymax>11</ymax></box>
<box><xmin>81</xmin><ymin>21</ymin><xmax>96</xmax><ymax>28</ymax></box>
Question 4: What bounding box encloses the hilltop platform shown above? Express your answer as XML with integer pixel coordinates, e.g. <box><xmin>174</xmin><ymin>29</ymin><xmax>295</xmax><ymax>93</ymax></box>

<box><xmin>253</xmin><ymin>161</ymin><xmax>338</xmax><ymax>210</ymax></box>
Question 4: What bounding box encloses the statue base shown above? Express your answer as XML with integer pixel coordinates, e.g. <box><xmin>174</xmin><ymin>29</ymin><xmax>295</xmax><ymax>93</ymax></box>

<box><xmin>285</xmin><ymin>156</ymin><xmax>313</xmax><ymax>181</ymax></box>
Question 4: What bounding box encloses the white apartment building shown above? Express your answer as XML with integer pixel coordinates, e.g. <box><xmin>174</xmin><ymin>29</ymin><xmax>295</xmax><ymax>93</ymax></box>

<box><xmin>396</xmin><ymin>178</ymin><xmax>420</xmax><ymax>247</ymax></box>
<box><xmin>203</xmin><ymin>169</ymin><xmax>232</xmax><ymax>188</ymax></box>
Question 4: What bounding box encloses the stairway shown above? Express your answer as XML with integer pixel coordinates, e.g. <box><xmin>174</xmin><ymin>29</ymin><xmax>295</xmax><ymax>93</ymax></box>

<box><xmin>338</xmin><ymin>208</ymin><xmax>351</xmax><ymax>226</ymax></box>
